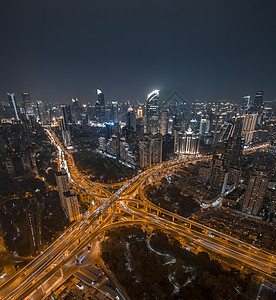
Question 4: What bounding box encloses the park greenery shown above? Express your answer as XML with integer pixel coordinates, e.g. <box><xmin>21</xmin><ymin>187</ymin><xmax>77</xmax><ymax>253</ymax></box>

<box><xmin>101</xmin><ymin>225</ymin><xmax>270</xmax><ymax>300</ymax></box>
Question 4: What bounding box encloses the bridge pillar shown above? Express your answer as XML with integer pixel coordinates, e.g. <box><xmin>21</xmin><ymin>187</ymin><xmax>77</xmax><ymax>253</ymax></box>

<box><xmin>172</xmin><ymin>216</ymin><xmax>175</xmax><ymax>222</ymax></box>
<box><xmin>89</xmin><ymin>224</ymin><xmax>93</xmax><ymax>233</ymax></box>
<box><xmin>136</xmin><ymin>203</ymin><xmax>139</xmax><ymax>209</ymax></box>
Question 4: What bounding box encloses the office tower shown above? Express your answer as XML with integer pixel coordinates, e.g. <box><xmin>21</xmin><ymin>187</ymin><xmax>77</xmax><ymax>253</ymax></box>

<box><xmin>145</xmin><ymin>90</ymin><xmax>160</xmax><ymax>135</ymax></box>
<box><xmin>61</xmin><ymin>105</ymin><xmax>70</xmax><ymax>131</ymax></box>
<box><xmin>242</xmin><ymin>170</ymin><xmax>269</xmax><ymax>215</ymax></box>
<box><xmin>241</xmin><ymin>96</ymin><xmax>251</xmax><ymax>112</ymax></box>
<box><xmin>199</xmin><ymin>117</ymin><xmax>210</xmax><ymax>138</ymax></box>
<box><xmin>253</xmin><ymin>91</ymin><xmax>264</xmax><ymax>124</ymax></box>
<box><xmin>139</xmin><ymin>135</ymin><xmax>152</xmax><ymax>169</ymax></box>
<box><xmin>35</xmin><ymin>101</ymin><xmax>47</xmax><ymax>124</ymax></box>
<box><xmin>22</xmin><ymin>92</ymin><xmax>34</xmax><ymax>116</ymax></box>
<box><xmin>151</xmin><ymin>134</ymin><xmax>162</xmax><ymax>164</ymax></box>
<box><xmin>63</xmin><ymin>188</ymin><xmax>81</xmax><ymax>222</ymax></box>
<box><xmin>7</xmin><ymin>92</ymin><xmax>20</xmax><ymax>120</ymax></box>
<box><xmin>242</xmin><ymin>112</ymin><xmax>258</xmax><ymax>144</ymax></box>
<box><xmin>253</xmin><ymin>91</ymin><xmax>264</xmax><ymax>113</ymax></box>
<box><xmin>71</xmin><ymin>98</ymin><xmax>80</xmax><ymax>124</ymax></box>
<box><xmin>96</xmin><ymin>89</ymin><xmax>105</xmax><ymax>123</ymax></box>
<box><xmin>126</xmin><ymin>110</ymin><xmax>136</xmax><ymax>131</ymax></box>
<box><xmin>160</xmin><ymin>108</ymin><xmax>168</xmax><ymax>136</ymax></box>
<box><xmin>176</xmin><ymin>128</ymin><xmax>199</xmax><ymax>154</ymax></box>
<box><xmin>137</xmin><ymin>107</ymin><xmax>143</xmax><ymax>119</ymax></box>
<box><xmin>111</xmin><ymin>101</ymin><xmax>119</xmax><ymax>123</ymax></box>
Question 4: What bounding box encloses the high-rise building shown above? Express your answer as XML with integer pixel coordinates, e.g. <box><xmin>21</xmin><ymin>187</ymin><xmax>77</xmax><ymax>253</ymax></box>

<box><xmin>221</xmin><ymin>136</ymin><xmax>244</xmax><ymax>170</ymax></box>
<box><xmin>22</xmin><ymin>92</ymin><xmax>34</xmax><ymax>117</ymax></box>
<box><xmin>61</xmin><ymin>105</ymin><xmax>70</xmax><ymax>131</ymax></box>
<box><xmin>137</xmin><ymin>107</ymin><xmax>143</xmax><ymax>119</ymax></box>
<box><xmin>176</xmin><ymin>128</ymin><xmax>199</xmax><ymax>155</ymax></box>
<box><xmin>253</xmin><ymin>91</ymin><xmax>264</xmax><ymax>113</ymax></box>
<box><xmin>145</xmin><ymin>90</ymin><xmax>160</xmax><ymax>135</ymax></box>
<box><xmin>151</xmin><ymin>134</ymin><xmax>162</xmax><ymax>164</ymax></box>
<box><xmin>126</xmin><ymin>110</ymin><xmax>136</xmax><ymax>131</ymax></box>
<box><xmin>242</xmin><ymin>170</ymin><xmax>269</xmax><ymax>215</ymax></box>
<box><xmin>55</xmin><ymin>168</ymin><xmax>70</xmax><ymax>211</ymax></box>
<box><xmin>63</xmin><ymin>188</ymin><xmax>81</xmax><ymax>222</ymax></box>
<box><xmin>241</xmin><ymin>96</ymin><xmax>251</xmax><ymax>112</ymax></box>
<box><xmin>160</xmin><ymin>108</ymin><xmax>168</xmax><ymax>136</ymax></box>
<box><xmin>55</xmin><ymin>169</ymin><xmax>80</xmax><ymax>221</ymax></box>
<box><xmin>111</xmin><ymin>101</ymin><xmax>119</xmax><ymax>123</ymax></box>
<box><xmin>199</xmin><ymin>117</ymin><xmax>210</xmax><ymax>138</ymax></box>
<box><xmin>139</xmin><ymin>135</ymin><xmax>152</xmax><ymax>169</ymax></box>
<box><xmin>242</xmin><ymin>112</ymin><xmax>258</xmax><ymax>144</ymax></box>
<box><xmin>7</xmin><ymin>92</ymin><xmax>20</xmax><ymax>120</ymax></box>
<box><xmin>96</xmin><ymin>89</ymin><xmax>105</xmax><ymax>123</ymax></box>
<box><xmin>71</xmin><ymin>98</ymin><xmax>80</xmax><ymax>124</ymax></box>
<box><xmin>35</xmin><ymin>101</ymin><xmax>47</xmax><ymax>124</ymax></box>
<box><xmin>139</xmin><ymin>134</ymin><xmax>162</xmax><ymax>169</ymax></box>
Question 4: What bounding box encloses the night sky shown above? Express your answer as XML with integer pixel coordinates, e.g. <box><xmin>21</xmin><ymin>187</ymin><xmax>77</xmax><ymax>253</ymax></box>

<box><xmin>1</xmin><ymin>0</ymin><xmax>276</xmax><ymax>103</ymax></box>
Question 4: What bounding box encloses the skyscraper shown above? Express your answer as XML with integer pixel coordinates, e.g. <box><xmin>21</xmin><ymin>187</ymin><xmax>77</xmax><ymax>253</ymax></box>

<box><xmin>145</xmin><ymin>90</ymin><xmax>160</xmax><ymax>135</ymax></box>
<box><xmin>63</xmin><ymin>188</ymin><xmax>81</xmax><ymax>222</ymax></box>
<box><xmin>176</xmin><ymin>128</ymin><xmax>199</xmax><ymax>155</ymax></box>
<box><xmin>126</xmin><ymin>109</ymin><xmax>136</xmax><ymax>131</ymax></box>
<box><xmin>242</xmin><ymin>170</ymin><xmax>269</xmax><ymax>215</ymax></box>
<box><xmin>242</xmin><ymin>112</ymin><xmax>258</xmax><ymax>144</ymax></box>
<box><xmin>241</xmin><ymin>96</ymin><xmax>251</xmax><ymax>112</ymax></box>
<box><xmin>7</xmin><ymin>92</ymin><xmax>20</xmax><ymax>120</ymax></box>
<box><xmin>71</xmin><ymin>98</ymin><xmax>80</xmax><ymax>124</ymax></box>
<box><xmin>96</xmin><ymin>89</ymin><xmax>105</xmax><ymax>123</ymax></box>
<box><xmin>160</xmin><ymin>108</ymin><xmax>168</xmax><ymax>136</ymax></box>
<box><xmin>253</xmin><ymin>90</ymin><xmax>264</xmax><ymax>113</ymax></box>
<box><xmin>111</xmin><ymin>101</ymin><xmax>119</xmax><ymax>123</ymax></box>
<box><xmin>55</xmin><ymin>169</ymin><xmax>80</xmax><ymax>221</ymax></box>
<box><xmin>22</xmin><ymin>92</ymin><xmax>34</xmax><ymax>117</ymax></box>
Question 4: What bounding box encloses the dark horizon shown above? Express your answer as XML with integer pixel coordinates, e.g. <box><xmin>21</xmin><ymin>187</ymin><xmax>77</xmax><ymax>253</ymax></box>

<box><xmin>1</xmin><ymin>0</ymin><xmax>276</xmax><ymax>103</ymax></box>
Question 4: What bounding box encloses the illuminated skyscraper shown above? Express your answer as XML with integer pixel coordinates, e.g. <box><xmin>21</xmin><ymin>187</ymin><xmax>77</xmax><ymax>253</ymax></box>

<box><xmin>111</xmin><ymin>101</ymin><xmax>119</xmax><ymax>123</ymax></box>
<box><xmin>242</xmin><ymin>112</ymin><xmax>258</xmax><ymax>144</ymax></box>
<box><xmin>160</xmin><ymin>108</ymin><xmax>168</xmax><ymax>136</ymax></box>
<box><xmin>145</xmin><ymin>90</ymin><xmax>160</xmax><ymax>135</ymax></box>
<box><xmin>7</xmin><ymin>92</ymin><xmax>20</xmax><ymax>120</ymax></box>
<box><xmin>22</xmin><ymin>92</ymin><xmax>34</xmax><ymax>117</ymax></box>
<box><xmin>127</xmin><ymin>109</ymin><xmax>136</xmax><ymax>131</ymax></box>
<box><xmin>241</xmin><ymin>95</ymin><xmax>251</xmax><ymax>112</ymax></box>
<box><xmin>253</xmin><ymin>91</ymin><xmax>264</xmax><ymax>113</ymax></box>
<box><xmin>176</xmin><ymin>128</ymin><xmax>199</xmax><ymax>154</ymax></box>
<box><xmin>71</xmin><ymin>98</ymin><xmax>80</xmax><ymax>124</ymax></box>
<box><xmin>96</xmin><ymin>89</ymin><xmax>105</xmax><ymax>123</ymax></box>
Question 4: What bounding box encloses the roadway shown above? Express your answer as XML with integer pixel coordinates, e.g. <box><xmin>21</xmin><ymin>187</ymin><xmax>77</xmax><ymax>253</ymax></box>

<box><xmin>0</xmin><ymin>130</ymin><xmax>273</xmax><ymax>298</ymax></box>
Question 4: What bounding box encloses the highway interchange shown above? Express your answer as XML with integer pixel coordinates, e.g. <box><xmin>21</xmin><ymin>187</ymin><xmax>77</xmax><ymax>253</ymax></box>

<box><xmin>0</xmin><ymin>128</ymin><xmax>274</xmax><ymax>299</ymax></box>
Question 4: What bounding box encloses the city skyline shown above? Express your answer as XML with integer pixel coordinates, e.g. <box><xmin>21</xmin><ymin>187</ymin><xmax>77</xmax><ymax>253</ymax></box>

<box><xmin>1</xmin><ymin>0</ymin><xmax>276</xmax><ymax>102</ymax></box>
